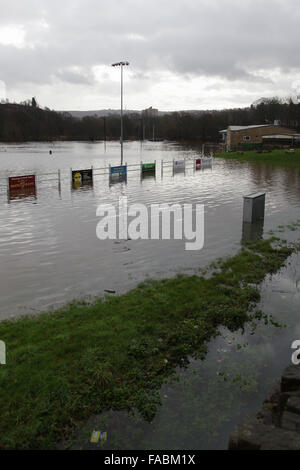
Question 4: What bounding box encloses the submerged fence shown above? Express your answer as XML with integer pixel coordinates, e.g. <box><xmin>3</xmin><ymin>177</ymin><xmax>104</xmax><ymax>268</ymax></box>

<box><xmin>0</xmin><ymin>156</ymin><xmax>213</xmax><ymax>200</ymax></box>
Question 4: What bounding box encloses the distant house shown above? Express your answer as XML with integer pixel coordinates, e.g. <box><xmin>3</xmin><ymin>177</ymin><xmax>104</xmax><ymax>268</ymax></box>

<box><xmin>219</xmin><ymin>124</ymin><xmax>298</xmax><ymax>151</ymax></box>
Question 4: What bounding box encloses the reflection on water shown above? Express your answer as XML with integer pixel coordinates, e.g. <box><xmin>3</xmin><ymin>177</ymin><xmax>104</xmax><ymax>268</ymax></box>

<box><xmin>72</xmin><ymin>181</ymin><xmax>93</xmax><ymax>191</ymax></box>
<box><xmin>141</xmin><ymin>171</ymin><xmax>155</xmax><ymax>181</ymax></box>
<box><xmin>109</xmin><ymin>175</ymin><xmax>127</xmax><ymax>186</ymax></box>
<box><xmin>0</xmin><ymin>141</ymin><xmax>299</xmax><ymax>320</ymax></box>
<box><xmin>241</xmin><ymin>219</ymin><xmax>265</xmax><ymax>244</ymax></box>
<box><xmin>8</xmin><ymin>187</ymin><xmax>37</xmax><ymax>202</ymax></box>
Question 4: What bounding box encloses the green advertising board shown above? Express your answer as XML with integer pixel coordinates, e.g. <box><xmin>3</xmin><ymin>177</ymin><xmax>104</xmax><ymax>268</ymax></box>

<box><xmin>141</xmin><ymin>162</ymin><xmax>156</xmax><ymax>173</ymax></box>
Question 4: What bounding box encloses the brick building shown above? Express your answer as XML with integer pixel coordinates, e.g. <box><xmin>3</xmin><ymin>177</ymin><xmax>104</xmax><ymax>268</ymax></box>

<box><xmin>219</xmin><ymin>124</ymin><xmax>298</xmax><ymax>151</ymax></box>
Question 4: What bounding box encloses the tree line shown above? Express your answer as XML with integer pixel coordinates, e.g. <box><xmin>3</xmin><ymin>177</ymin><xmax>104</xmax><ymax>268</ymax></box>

<box><xmin>0</xmin><ymin>98</ymin><xmax>300</xmax><ymax>143</ymax></box>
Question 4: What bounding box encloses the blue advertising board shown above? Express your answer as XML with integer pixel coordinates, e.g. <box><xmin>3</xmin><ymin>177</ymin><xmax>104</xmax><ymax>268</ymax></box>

<box><xmin>110</xmin><ymin>165</ymin><xmax>127</xmax><ymax>179</ymax></box>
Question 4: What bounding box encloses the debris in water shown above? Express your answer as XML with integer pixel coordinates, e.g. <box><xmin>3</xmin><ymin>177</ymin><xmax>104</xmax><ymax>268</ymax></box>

<box><xmin>90</xmin><ymin>431</ymin><xmax>107</xmax><ymax>443</ymax></box>
<box><xmin>90</xmin><ymin>431</ymin><xmax>100</xmax><ymax>443</ymax></box>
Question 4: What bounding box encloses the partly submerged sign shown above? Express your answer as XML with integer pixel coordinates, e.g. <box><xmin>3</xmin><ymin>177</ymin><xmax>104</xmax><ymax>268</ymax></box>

<box><xmin>141</xmin><ymin>162</ymin><xmax>156</xmax><ymax>173</ymax></box>
<box><xmin>141</xmin><ymin>162</ymin><xmax>156</xmax><ymax>179</ymax></box>
<box><xmin>110</xmin><ymin>165</ymin><xmax>127</xmax><ymax>182</ymax></box>
<box><xmin>9</xmin><ymin>175</ymin><xmax>35</xmax><ymax>191</ymax></box>
<box><xmin>195</xmin><ymin>158</ymin><xmax>202</xmax><ymax>170</ymax></box>
<box><xmin>110</xmin><ymin>165</ymin><xmax>127</xmax><ymax>177</ymax></box>
<box><xmin>72</xmin><ymin>169</ymin><xmax>93</xmax><ymax>187</ymax></box>
<box><xmin>8</xmin><ymin>175</ymin><xmax>36</xmax><ymax>200</ymax></box>
<box><xmin>173</xmin><ymin>160</ymin><xmax>185</xmax><ymax>172</ymax></box>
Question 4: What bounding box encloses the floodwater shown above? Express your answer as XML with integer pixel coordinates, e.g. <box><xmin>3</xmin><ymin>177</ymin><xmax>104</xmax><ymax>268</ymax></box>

<box><xmin>0</xmin><ymin>140</ymin><xmax>299</xmax><ymax>319</ymax></box>
<box><xmin>0</xmin><ymin>140</ymin><xmax>300</xmax><ymax>449</ymax></box>
<box><xmin>67</xmin><ymin>247</ymin><xmax>300</xmax><ymax>450</ymax></box>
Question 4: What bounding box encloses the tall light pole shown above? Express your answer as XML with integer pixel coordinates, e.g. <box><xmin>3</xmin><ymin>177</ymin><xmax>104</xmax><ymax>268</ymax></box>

<box><xmin>111</xmin><ymin>61</ymin><xmax>129</xmax><ymax>165</ymax></box>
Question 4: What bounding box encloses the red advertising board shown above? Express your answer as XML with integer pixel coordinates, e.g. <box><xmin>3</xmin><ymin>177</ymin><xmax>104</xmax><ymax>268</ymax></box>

<box><xmin>8</xmin><ymin>175</ymin><xmax>36</xmax><ymax>200</ymax></box>
<box><xmin>9</xmin><ymin>175</ymin><xmax>36</xmax><ymax>191</ymax></box>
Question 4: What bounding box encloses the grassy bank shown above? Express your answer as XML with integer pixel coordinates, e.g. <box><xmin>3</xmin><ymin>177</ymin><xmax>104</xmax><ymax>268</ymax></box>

<box><xmin>215</xmin><ymin>149</ymin><xmax>300</xmax><ymax>167</ymax></box>
<box><xmin>0</xmin><ymin>237</ymin><xmax>296</xmax><ymax>449</ymax></box>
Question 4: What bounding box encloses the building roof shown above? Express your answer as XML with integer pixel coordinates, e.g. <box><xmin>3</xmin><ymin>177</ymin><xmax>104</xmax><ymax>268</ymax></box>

<box><xmin>219</xmin><ymin>125</ymin><xmax>271</xmax><ymax>133</ymax></box>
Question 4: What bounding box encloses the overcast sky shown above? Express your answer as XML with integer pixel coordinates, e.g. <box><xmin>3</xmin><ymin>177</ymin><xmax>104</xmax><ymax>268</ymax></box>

<box><xmin>0</xmin><ymin>0</ymin><xmax>300</xmax><ymax>111</ymax></box>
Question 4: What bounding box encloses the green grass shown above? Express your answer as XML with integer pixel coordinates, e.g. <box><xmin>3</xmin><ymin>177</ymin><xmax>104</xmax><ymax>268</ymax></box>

<box><xmin>0</xmin><ymin>237</ymin><xmax>296</xmax><ymax>449</ymax></box>
<box><xmin>215</xmin><ymin>148</ymin><xmax>300</xmax><ymax>167</ymax></box>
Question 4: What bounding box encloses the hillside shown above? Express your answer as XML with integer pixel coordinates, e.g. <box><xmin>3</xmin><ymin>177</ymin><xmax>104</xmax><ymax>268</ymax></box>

<box><xmin>0</xmin><ymin>98</ymin><xmax>300</xmax><ymax>142</ymax></box>
<box><xmin>0</xmin><ymin>103</ymin><xmax>72</xmax><ymax>142</ymax></box>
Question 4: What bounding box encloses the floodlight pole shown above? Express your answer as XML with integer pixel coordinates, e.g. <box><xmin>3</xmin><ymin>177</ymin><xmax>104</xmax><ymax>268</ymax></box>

<box><xmin>111</xmin><ymin>61</ymin><xmax>129</xmax><ymax>166</ymax></box>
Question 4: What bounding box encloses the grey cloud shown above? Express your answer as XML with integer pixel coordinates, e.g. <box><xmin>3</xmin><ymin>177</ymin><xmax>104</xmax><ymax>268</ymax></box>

<box><xmin>0</xmin><ymin>0</ymin><xmax>300</xmax><ymax>105</ymax></box>
<box><xmin>55</xmin><ymin>68</ymin><xmax>94</xmax><ymax>85</ymax></box>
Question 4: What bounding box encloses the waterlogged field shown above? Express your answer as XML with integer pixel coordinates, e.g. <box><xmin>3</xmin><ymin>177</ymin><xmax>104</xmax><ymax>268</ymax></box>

<box><xmin>0</xmin><ymin>141</ymin><xmax>300</xmax><ymax>450</ymax></box>
<box><xmin>216</xmin><ymin>148</ymin><xmax>300</xmax><ymax>167</ymax></box>
<box><xmin>0</xmin><ymin>140</ymin><xmax>300</xmax><ymax>319</ymax></box>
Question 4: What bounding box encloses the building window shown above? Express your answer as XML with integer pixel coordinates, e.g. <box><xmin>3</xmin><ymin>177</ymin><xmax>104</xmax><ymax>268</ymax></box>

<box><xmin>243</xmin><ymin>136</ymin><xmax>250</xmax><ymax>141</ymax></box>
